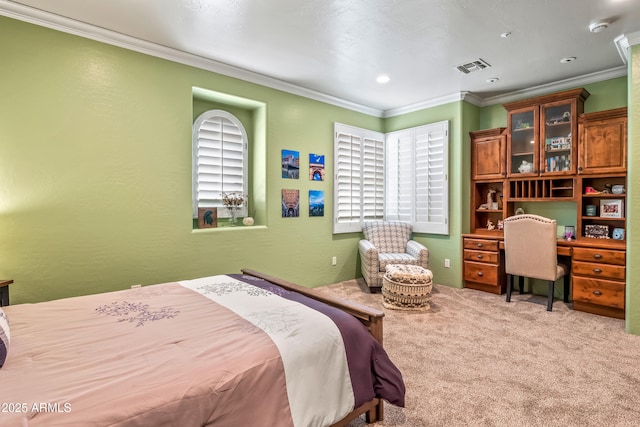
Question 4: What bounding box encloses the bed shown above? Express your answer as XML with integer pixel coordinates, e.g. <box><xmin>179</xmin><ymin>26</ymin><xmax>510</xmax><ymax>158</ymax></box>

<box><xmin>0</xmin><ymin>269</ymin><xmax>405</xmax><ymax>426</ymax></box>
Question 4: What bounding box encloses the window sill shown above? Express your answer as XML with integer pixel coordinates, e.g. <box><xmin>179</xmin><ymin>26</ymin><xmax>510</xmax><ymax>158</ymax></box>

<box><xmin>191</xmin><ymin>225</ymin><xmax>267</xmax><ymax>234</ymax></box>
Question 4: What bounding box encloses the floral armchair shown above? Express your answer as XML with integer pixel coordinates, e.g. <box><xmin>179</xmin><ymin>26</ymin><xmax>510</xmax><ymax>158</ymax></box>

<box><xmin>358</xmin><ymin>221</ymin><xmax>429</xmax><ymax>291</ymax></box>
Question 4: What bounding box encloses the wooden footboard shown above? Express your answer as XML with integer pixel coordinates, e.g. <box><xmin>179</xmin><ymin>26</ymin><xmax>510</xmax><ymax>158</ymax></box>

<box><xmin>241</xmin><ymin>269</ymin><xmax>385</xmax><ymax>424</ymax></box>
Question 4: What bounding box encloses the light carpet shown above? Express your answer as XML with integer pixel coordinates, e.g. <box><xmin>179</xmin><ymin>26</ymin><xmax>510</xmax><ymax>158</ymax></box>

<box><xmin>315</xmin><ymin>279</ymin><xmax>640</xmax><ymax>427</ymax></box>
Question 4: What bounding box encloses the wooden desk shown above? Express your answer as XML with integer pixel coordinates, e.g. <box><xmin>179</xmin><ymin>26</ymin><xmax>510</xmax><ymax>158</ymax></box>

<box><xmin>462</xmin><ymin>233</ymin><xmax>626</xmax><ymax>319</ymax></box>
<box><xmin>0</xmin><ymin>279</ymin><xmax>13</xmax><ymax>307</ymax></box>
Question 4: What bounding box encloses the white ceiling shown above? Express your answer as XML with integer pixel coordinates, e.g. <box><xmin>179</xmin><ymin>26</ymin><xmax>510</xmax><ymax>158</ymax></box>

<box><xmin>2</xmin><ymin>0</ymin><xmax>639</xmax><ymax>115</ymax></box>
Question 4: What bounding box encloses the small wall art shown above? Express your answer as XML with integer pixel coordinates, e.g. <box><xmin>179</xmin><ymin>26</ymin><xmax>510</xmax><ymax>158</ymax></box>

<box><xmin>282</xmin><ymin>149</ymin><xmax>300</xmax><ymax>179</ymax></box>
<box><xmin>282</xmin><ymin>189</ymin><xmax>300</xmax><ymax>217</ymax></box>
<box><xmin>197</xmin><ymin>207</ymin><xmax>217</xmax><ymax>228</ymax></box>
<box><xmin>309</xmin><ymin>153</ymin><xmax>325</xmax><ymax>181</ymax></box>
<box><xmin>309</xmin><ymin>190</ymin><xmax>324</xmax><ymax>217</ymax></box>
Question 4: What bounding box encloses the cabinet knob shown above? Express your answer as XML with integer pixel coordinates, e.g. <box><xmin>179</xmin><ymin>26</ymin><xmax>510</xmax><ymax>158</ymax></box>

<box><xmin>477</xmin><ymin>243</ymin><xmax>483</xmax><ymax>248</ymax></box>
<box><xmin>477</xmin><ymin>254</ymin><xmax>483</xmax><ymax>259</ymax></box>
<box><xmin>593</xmin><ymin>254</ymin><xmax>603</xmax><ymax>259</ymax></box>
<box><xmin>592</xmin><ymin>268</ymin><xmax>603</xmax><ymax>274</ymax></box>
<box><xmin>578</xmin><ymin>166</ymin><xmax>583</xmax><ymax>172</ymax></box>
<box><xmin>593</xmin><ymin>290</ymin><xmax>603</xmax><ymax>296</ymax></box>
<box><xmin>477</xmin><ymin>271</ymin><xmax>484</xmax><ymax>277</ymax></box>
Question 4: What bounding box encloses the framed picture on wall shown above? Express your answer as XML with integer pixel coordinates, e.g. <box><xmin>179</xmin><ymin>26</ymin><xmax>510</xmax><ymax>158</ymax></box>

<box><xmin>599</xmin><ymin>199</ymin><xmax>623</xmax><ymax>218</ymax></box>
<box><xmin>282</xmin><ymin>149</ymin><xmax>300</xmax><ymax>179</ymax></box>
<box><xmin>282</xmin><ymin>189</ymin><xmax>300</xmax><ymax>217</ymax></box>
<box><xmin>309</xmin><ymin>154</ymin><xmax>325</xmax><ymax>181</ymax></box>
<box><xmin>309</xmin><ymin>190</ymin><xmax>324</xmax><ymax>217</ymax></box>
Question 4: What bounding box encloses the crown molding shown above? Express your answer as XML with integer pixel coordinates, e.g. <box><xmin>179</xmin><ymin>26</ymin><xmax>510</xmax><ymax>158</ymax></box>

<box><xmin>0</xmin><ymin>1</ymin><xmax>631</xmax><ymax>119</ymax></box>
<box><xmin>476</xmin><ymin>66</ymin><xmax>628</xmax><ymax>108</ymax></box>
<box><xmin>0</xmin><ymin>1</ymin><xmax>385</xmax><ymax>117</ymax></box>
<box><xmin>382</xmin><ymin>92</ymin><xmax>482</xmax><ymax>118</ymax></box>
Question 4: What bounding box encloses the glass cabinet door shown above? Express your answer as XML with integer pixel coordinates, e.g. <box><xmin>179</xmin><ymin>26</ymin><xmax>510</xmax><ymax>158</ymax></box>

<box><xmin>541</xmin><ymin>101</ymin><xmax>575</xmax><ymax>175</ymax></box>
<box><xmin>508</xmin><ymin>107</ymin><xmax>538</xmax><ymax>176</ymax></box>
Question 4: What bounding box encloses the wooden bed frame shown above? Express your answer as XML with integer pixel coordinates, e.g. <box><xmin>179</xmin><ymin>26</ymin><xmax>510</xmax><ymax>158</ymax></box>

<box><xmin>242</xmin><ymin>269</ymin><xmax>386</xmax><ymax>425</ymax></box>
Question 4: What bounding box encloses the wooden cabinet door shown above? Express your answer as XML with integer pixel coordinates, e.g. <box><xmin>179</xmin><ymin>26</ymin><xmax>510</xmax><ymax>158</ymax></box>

<box><xmin>578</xmin><ymin>107</ymin><xmax>627</xmax><ymax>174</ymax></box>
<box><xmin>470</xmin><ymin>129</ymin><xmax>506</xmax><ymax>180</ymax></box>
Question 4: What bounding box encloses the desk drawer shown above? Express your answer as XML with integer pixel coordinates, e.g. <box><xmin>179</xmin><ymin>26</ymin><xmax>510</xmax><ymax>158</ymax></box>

<box><xmin>463</xmin><ymin>239</ymin><xmax>498</xmax><ymax>252</ymax></box>
<box><xmin>572</xmin><ymin>261</ymin><xmax>625</xmax><ymax>281</ymax></box>
<box><xmin>572</xmin><ymin>276</ymin><xmax>625</xmax><ymax>309</ymax></box>
<box><xmin>464</xmin><ymin>261</ymin><xmax>498</xmax><ymax>286</ymax></box>
<box><xmin>572</xmin><ymin>247</ymin><xmax>625</xmax><ymax>265</ymax></box>
<box><xmin>464</xmin><ymin>249</ymin><xmax>498</xmax><ymax>264</ymax></box>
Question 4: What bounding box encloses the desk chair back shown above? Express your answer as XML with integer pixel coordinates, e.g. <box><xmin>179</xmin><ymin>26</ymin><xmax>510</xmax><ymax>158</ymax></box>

<box><xmin>503</xmin><ymin>214</ymin><xmax>559</xmax><ymax>281</ymax></box>
<box><xmin>504</xmin><ymin>214</ymin><xmax>569</xmax><ymax>311</ymax></box>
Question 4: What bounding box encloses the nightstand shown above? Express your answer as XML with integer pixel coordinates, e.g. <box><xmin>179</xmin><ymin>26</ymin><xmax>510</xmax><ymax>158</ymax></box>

<box><xmin>0</xmin><ymin>280</ymin><xmax>12</xmax><ymax>307</ymax></box>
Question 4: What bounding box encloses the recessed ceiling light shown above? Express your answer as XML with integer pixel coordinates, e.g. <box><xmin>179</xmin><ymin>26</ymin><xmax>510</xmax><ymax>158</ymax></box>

<box><xmin>376</xmin><ymin>74</ymin><xmax>390</xmax><ymax>84</ymax></box>
<box><xmin>560</xmin><ymin>57</ymin><xmax>576</xmax><ymax>63</ymax></box>
<box><xmin>486</xmin><ymin>77</ymin><xmax>499</xmax><ymax>83</ymax></box>
<box><xmin>589</xmin><ymin>20</ymin><xmax>610</xmax><ymax>33</ymax></box>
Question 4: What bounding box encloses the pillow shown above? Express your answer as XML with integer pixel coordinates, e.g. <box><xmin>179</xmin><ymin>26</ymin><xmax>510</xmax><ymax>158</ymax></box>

<box><xmin>0</xmin><ymin>307</ymin><xmax>9</xmax><ymax>368</ymax></box>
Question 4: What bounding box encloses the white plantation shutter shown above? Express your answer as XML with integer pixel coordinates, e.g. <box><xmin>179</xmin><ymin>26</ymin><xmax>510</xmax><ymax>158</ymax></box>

<box><xmin>385</xmin><ymin>121</ymin><xmax>449</xmax><ymax>234</ymax></box>
<box><xmin>385</xmin><ymin>130</ymin><xmax>413</xmax><ymax>222</ymax></box>
<box><xmin>192</xmin><ymin>110</ymin><xmax>248</xmax><ymax>218</ymax></box>
<box><xmin>414</xmin><ymin>121</ymin><xmax>448</xmax><ymax>234</ymax></box>
<box><xmin>334</xmin><ymin>123</ymin><xmax>385</xmax><ymax>234</ymax></box>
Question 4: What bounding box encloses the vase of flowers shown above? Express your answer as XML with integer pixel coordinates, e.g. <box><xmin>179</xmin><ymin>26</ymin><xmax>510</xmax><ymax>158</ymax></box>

<box><xmin>221</xmin><ymin>192</ymin><xmax>246</xmax><ymax>226</ymax></box>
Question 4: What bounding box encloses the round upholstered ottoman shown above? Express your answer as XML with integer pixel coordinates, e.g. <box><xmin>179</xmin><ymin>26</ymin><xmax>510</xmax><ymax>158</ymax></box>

<box><xmin>382</xmin><ymin>264</ymin><xmax>433</xmax><ymax>311</ymax></box>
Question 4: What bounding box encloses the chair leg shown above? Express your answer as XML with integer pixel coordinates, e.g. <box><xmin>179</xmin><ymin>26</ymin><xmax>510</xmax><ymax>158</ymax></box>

<box><xmin>547</xmin><ymin>281</ymin><xmax>555</xmax><ymax>311</ymax></box>
<box><xmin>506</xmin><ymin>274</ymin><xmax>513</xmax><ymax>302</ymax></box>
<box><xmin>518</xmin><ymin>276</ymin><xmax>525</xmax><ymax>294</ymax></box>
<box><xmin>563</xmin><ymin>275</ymin><xmax>570</xmax><ymax>303</ymax></box>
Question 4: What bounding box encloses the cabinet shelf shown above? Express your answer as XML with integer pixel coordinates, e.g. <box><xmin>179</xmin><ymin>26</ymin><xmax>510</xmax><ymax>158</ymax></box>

<box><xmin>582</xmin><ymin>216</ymin><xmax>625</xmax><ymax>221</ymax></box>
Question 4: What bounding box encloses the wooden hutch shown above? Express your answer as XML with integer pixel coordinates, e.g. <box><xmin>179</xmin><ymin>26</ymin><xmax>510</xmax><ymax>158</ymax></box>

<box><xmin>463</xmin><ymin>88</ymin><xmax>627</xmax><ymax>319</ymax></box>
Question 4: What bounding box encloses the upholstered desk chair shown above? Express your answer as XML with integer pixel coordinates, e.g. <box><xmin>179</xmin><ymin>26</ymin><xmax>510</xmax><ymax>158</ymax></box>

<box><xmin>358</xmin><ymin>221</ymin><xmax>429</xmax><ymax>291</ymax></box>
<box><xmin>503</xmin><ymin>214</ymin><xmax>570</xmax><ymax>311</ymax></box>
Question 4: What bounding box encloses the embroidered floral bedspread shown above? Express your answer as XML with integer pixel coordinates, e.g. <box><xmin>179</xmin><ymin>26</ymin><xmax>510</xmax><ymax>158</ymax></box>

<box><xmin>0</xmin><ymin>274</ymin><xmax>404</xmax><ymax>427</ymax></box>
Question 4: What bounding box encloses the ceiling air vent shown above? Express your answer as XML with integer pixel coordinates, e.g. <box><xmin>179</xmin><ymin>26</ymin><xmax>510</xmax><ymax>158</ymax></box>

<box><xmin>456</xmin><ymin>59</ymin><xmax>491</xmax><ymax>74</ymax></box>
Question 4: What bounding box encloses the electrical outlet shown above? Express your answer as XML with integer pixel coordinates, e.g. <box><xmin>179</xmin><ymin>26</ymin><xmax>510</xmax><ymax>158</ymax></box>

<box><xmin>131</xmin><ymin>284</ymin><xmax>142</xmax><ymax>289</ymax></box>
<box><xmin>444</xmin><ymin>258</ymin><xmax>451</xmax><ymax>268</ymax></box>
<box><xmin>332</xmin><ymin>256</ymin><xmax>337</xmax><ymax>266</ymax></box>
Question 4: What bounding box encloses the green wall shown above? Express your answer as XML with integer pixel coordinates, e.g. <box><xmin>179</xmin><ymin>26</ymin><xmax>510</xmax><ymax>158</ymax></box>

<box><xmin>627</xmin><ymin>44</ymin><xmax>640</xmax><ymax>334</ymax></box>
<box><xmin>0</xmin><ymin>16</ymin><xmax>385</xmax><ymax>303</ymax></box>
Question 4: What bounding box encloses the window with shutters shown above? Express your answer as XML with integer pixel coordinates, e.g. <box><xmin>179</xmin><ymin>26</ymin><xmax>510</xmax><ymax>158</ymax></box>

<box><xmin>192</xmin><ymin>110</ymin><xmax>248</xmax><ymax>219</ymax></box>
<box><xmin>333</xmin><ymin>121</ymin><xmax>449</xmax><ymax>235</ymax></box>
<box><xmin>386</xmin><ymin>121</ymin><xmax>449</xmax><ymax>234</ymax></box>
<box><xmin>333</xmin><ymin>123</ymin><xmax>385</xmax><ymax>234</ymax></box>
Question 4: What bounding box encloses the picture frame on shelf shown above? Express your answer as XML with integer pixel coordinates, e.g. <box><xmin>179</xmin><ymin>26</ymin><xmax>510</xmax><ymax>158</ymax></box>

<box><xmin>599</xmin><ymin>199</ymin><xmax>624</xmax><ymax>218</ymax></box>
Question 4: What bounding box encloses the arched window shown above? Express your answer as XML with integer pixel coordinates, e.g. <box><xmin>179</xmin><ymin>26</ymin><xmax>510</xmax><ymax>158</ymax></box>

<box><xmin>192</xmin><ymin>110</ymin><xmax>248</xmax><ymax>219</ymax></box>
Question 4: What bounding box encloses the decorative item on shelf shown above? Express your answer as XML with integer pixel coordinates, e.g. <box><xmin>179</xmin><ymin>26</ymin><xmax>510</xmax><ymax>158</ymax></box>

<box><xmin>599</xmin><ymin>199</ymin><xmax>624</xmax><ymax>218</ymax></box>
<box><xmin>197</xmin><ymin>207</ymin><xmax>217</xmax><ymax>229</ymax></box>
<box><xmin>612</xmin><ymin>228</ymin><xmax>625</xmax><ymax>240</ymax></box>
<box><xmin>585</xmin><ymin>205</ymin><xmax>597</xmax><ymax>217</ymax></box>
<box><xmin>518</xmin><ymin>160</ymin><xmax>533</xmax><ymax>173</ymax></box>
<box><xmin>612</xmin><ymin>185</ymin><xmax>625</xmax><ymax>194</ymax></box>
<box><xmin>585</xmin><ymin>186</ymin><xmax>601</xmax><ymax>194</ymax></box>
<box><xmin>585</xmin><ymin>224</ymin><xmax>610</xmax><ymax>239</ymax></box>
<box><xmin>497</xmin><ymin>220</ymin><xmax>504</xmax><ymax>230</ymax></box>
<box><xmin>487</xmin><ymin>219</ymin><xmax>495</xmax><ymax>230</ymax></box>
<box><xmin>497</xmin><ymin>193</ymin><xmax>504</xmax><ymax>210</ymax></box>
<box><xmin>515</xmin><ymin>207</ymin><xmax>525</xmax><ymax>215</ymax></box>
<box><xmin>478</xmin><ymin>188</ymin><xmax>496</xmax><ymax>210</ymax></box>
<box><xmin>563</xmin><ymin>226</ymin><xmax>575</xmax><ymax>241</ymax></box>
<box><xmin>603</xmin><ymin>184</ymin><xmax>612</xmax><ymax>194</ymax></box>
<box><xmin>242</xmin><ymin>216</ymin><xmax>254</xmax><ymax>226</ymax></box>
<box><xmin>221</xmin><ymin>192</ymin><xmax>247</xmax><ymax>226</ymax></box>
